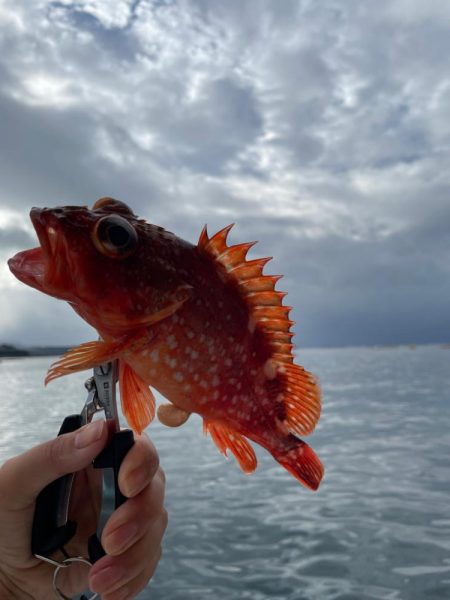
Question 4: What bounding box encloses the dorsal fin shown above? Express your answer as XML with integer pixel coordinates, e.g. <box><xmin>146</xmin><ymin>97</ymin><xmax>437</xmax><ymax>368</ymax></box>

<box><xmin>198</xmin><ymin>224</ymin><xmax>295</xmax><ymax>362</ymax></box>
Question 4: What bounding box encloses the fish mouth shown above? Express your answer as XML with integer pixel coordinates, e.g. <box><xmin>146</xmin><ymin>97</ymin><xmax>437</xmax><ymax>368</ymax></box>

<box><xmin>8</xmin><ymin>208</ymin><xmax>64</xmax><ymax>294</ymax></box>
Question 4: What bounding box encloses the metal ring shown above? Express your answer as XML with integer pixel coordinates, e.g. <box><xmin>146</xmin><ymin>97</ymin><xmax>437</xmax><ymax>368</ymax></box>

<box><xmin>34</xmin><ymin>553</ymin><xmax>69</xmax><ymax>568</ymax></box>
<box><xmin>53</xmin><ymin>557</ymin><xmax>98</xmax><ymax>600</ymax></box>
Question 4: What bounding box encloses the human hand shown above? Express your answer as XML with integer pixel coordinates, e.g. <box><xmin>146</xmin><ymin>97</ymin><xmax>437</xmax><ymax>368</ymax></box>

<box><xmin>0</xmin><ymin>420</ymin><xmax>167</xmax><ymax>600</ymax></box>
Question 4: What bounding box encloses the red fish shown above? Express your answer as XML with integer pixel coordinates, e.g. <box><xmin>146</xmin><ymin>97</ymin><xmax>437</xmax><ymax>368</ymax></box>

<box><xmin>8</xmin><ymin>198</ymin><xmax>324</xmax><ymax>489</ymax></box>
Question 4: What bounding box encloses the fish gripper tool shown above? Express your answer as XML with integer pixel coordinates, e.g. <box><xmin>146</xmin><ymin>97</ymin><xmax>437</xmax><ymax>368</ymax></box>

<box><xmin>31</xmin><ymin>360</ymin><xmax>135</xmax><ymax>599</ymax></box>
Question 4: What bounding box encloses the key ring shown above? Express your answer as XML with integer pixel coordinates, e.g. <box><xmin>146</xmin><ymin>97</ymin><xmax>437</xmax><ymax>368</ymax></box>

<box><xmin>53</xmin><ymin>557</ymin><xmax>97</xmax><ymax>600</ymax></box>
<box><xmin>52</xmin><ymin>556</ymin><xmax>98</xmax><ymax>600</ymax></box>
<box><xmin>35</xmin><ymin>554</ymin><xmax>97</xmax><ymax>599</ymax></box>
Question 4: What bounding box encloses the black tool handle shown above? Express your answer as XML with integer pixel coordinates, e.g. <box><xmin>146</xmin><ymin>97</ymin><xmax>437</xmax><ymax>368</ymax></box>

<box><xmin>88</xmin><ymin>429</ymin><xmax>135</xmax><ymax>563</ymax></box>
<box><xmin>31</xmin><ymin>414</ymin><xmax>83</xmax><ymax>557</ymax></box>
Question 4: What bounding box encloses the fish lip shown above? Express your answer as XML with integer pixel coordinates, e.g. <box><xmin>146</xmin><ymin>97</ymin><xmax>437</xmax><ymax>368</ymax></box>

<box><xmin>8</xmin><ymin>208</ymin><xmax>58</xmax><ymax>290</ymax></box>
<box><xmin>30</xmin><ymin>207</ymin><xmax>53</xmax><ymax>262</ymax></box>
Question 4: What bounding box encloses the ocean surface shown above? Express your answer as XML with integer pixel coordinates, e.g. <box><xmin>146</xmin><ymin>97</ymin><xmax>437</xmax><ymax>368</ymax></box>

<box><xmin>0</xmin><ymin>345</ymin><xmax>449</xmax><ymax>600</ymax></box>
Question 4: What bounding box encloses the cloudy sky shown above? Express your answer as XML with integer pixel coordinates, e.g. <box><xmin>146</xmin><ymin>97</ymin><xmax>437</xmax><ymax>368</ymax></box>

<box><xmin>0</xmin><ymin>0</ymin><xmax>449</xmax><ymax>348</ymax></box>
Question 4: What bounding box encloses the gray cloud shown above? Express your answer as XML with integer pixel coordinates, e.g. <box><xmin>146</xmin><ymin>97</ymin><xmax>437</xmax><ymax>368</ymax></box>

<box><xmin>0</xmin><ymin>0</ymin><xmax>449</xmax><ymax>347</ymax></box>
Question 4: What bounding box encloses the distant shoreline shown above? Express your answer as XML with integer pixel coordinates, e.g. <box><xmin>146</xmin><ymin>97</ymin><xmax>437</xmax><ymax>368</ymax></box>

<box><xmin>0</xmin><ymin>344</ymin><xmax>69</xmax><ymax>357</ymax></box>
<box><xmin>1</xmin><ymin>341</ymin><xmax>449</xmax><ymax>359</ymax></box>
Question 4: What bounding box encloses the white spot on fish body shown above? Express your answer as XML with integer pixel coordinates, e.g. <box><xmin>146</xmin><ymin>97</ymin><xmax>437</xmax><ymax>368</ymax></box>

<box><xmin>150</xmin><ymin>349</ymin><xmax>159</xmax><ymax>363</ymax></box>
<box><xmin>186</xmin><ymin>330</ymin><xmax>194</xmax><ymax>340</ymax></box>
<box><xmin>264</xmin><ymin>359</ymin><xmax>278</xmax><ymax>380</ymax></box>
<box><xmin>212</xmin><ymin>375</ymin><xmax>220</xmax><ymax>387</ymax></box>
<box><xmin>191</xmin><ymin>350</ymin><xmax>199</xmax><ymax>359</ymax></box>
<box><xmin>224</xmin><ymin>358</ymin><xmax>232</xmax><ymax>367</ymax></box>
<box><xmin>167</xmin><ymin>335</ymin><xmax>178</xmax><ymax>349</ymax></box>
<box><xmin>213</xmin><ymin>390</ymin><xmax>220</xmax><ymax>400</ymax></box>
<box><xmin>200</xmin><ymin>380</ymin><xmax>209</xmax><ymax>389</ymax></box>
<box><xmin>174</xmin><ymin>371</ymin><xmax>184</xmax><ymax>382</ymax></box>
<box><xmin>169</xmin><ymin>358</ymin><xmax>177</xmax><ymax>369</ymax></box>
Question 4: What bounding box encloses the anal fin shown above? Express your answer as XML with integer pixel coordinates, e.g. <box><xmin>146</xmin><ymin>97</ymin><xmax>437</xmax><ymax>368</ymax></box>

<box><xmin>204</xmin><ymin>420</ymin><xmax>257</xmax><ymax>474</ymax></box>
<box><xmin>119</xmin><ymin>360</ymin><xmax>155</xmax><ymax>434</ymax></box>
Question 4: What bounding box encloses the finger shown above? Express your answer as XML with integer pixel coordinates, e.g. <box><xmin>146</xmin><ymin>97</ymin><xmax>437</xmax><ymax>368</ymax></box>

<box><xmin>89</xmin><ymin>509</ymin><xmax>167</xmax><ymax>596</ymax></box>
<box><xmin>0</xmin><ymin>420</ymin><xmax>108</xmax><ymax>509</ymax></box>
<box><xmin>102</xmin><ymin>468</ymin><xmax>166</xmax><ymax>556</ymax></box>
<box><xmin>101</xmin><ymin>548</ymin><xmax>162</xmax><ymax>600</ymax></box>
<box><xmin>118</xmin><ymin>433</ymin><xmax>159</xmax><ymax>498</ymax></box>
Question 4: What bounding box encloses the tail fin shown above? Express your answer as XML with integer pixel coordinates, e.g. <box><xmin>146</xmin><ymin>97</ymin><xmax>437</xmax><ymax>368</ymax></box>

<box><xmin>271</xmin><ymin>436</ymin><xmax>324</xmax><ymax>490</ymax></box>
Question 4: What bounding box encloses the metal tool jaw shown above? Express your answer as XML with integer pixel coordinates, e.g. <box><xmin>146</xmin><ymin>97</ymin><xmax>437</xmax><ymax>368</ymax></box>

<box><xmin>82</xmin><ymin>362</ymin><xmax>120</xmax><ymax>428</ymax></box>
<box><xmin>31</xmin><ymin>360</ymin><xmax>135</xmax><ymax>599</ymax></box>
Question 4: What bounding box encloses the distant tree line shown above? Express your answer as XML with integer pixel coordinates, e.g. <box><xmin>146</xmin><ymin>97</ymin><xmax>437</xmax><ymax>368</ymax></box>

<box><xmin>0</xmin><ymin>344</ymin><xmax>68</xmax><ymax>357</ymax></box>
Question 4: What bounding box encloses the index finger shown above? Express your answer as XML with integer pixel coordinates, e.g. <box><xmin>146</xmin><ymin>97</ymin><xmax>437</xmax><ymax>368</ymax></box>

<box><xmin>118</xmin><ymin>433</ymin><xmax>159</xmax><ymax>498</ymax></box>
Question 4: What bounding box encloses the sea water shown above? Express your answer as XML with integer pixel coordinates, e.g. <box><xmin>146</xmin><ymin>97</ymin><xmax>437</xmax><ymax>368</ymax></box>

<box><xmin>0</xmin><ymin>345</ymin><xmax>449</xmax><ymax>599</ymax></box>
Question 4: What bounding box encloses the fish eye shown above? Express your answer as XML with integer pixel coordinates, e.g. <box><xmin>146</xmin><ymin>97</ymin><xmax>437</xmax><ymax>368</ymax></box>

<box><xmin>93</xmin><ymin>215</ymin><xmax>138</xmax><ymax>259</ymax></box>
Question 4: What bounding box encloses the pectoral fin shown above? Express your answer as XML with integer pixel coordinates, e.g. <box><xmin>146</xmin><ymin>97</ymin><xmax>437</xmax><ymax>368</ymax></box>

<box><xmin>45</xmin><ymin>338</ymin><xmax>126</xmax><ymax>384</ymax></box>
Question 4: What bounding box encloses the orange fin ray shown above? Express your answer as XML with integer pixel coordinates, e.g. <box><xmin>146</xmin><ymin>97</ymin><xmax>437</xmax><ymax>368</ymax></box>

<box><xmin>278</xmin><ymin>363</ymin><xmax>321</xmax><ymax>436</ymax></box>
<box><xmin>198</xmin><ymin>224</ymin><xmax>295</xmax><ymax>361</ymax></box>
<box><xmin>204</xmin><ymin>420</ymin><xmax>257</xmax><ymax>474</ymax></box>
<box><xmin>271</xmin><ymin>437</ymin><xmax>324</xmax><ymax>490</ymax></box>
<box><xmin>239</xmin><ymin>275</ymin><xmax>282</xmax><ymax>292</ymax></box>
<box><xmin>230</xmin><ymin>257</ymin><xmax>272</xmax><ymax>280</ymax></box>
<box><xmin>199</xmin><ymin>224</ymin><xmax>234</xmax><ymax>256</ymax></box>
<box><xmin>217</xmin><ymin>242</ymin><xmax>256</xmax><ymax>269</ymax></box>
<box><xmin>246</xmin><ymin>290</ymin><xmax>286</xmax><ymax>307</ymax></box>
<box><xmin>45</xmin><ymin>339</ymin><xmax>124</xmax><ymax>385</ymax></box>
<box><xmin>119</xmin><ymin>360</ymin><xmax>155</xmax><ymax>434</ymax></box>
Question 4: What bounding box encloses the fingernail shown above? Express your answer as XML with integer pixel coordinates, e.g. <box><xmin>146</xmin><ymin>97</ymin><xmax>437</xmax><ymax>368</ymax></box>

<box><xmin>90</xmin><ymin>565</ymin><xmax>125</xmax><ymax>593</ymax></box>
<box><xmin>104</xmin><ymin>522</ymin><xmax>139</xmax><ymax>554</ymax></box>
<box><xmin>75</xmin><ymin>420</ymin><xmax>105</xmax><ymax>449</ymax></box>
<box><xmin>123</xmin><ymin>468</ymin><xmax>148</xmax><ymax>497</ymax></box>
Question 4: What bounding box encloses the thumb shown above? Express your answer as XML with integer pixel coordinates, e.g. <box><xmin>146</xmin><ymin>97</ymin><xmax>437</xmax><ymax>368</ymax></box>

<box><xmin>0</xmin><ymin>420</ymin><xmax>108</xmax><ymax>510</ymax></box>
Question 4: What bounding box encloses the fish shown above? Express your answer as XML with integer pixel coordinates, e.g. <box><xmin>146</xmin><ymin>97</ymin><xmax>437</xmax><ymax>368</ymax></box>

<box><xmin>8</xmin><ymin>197</ymin><xmax>324</xmax><ymax>490</ymax></box>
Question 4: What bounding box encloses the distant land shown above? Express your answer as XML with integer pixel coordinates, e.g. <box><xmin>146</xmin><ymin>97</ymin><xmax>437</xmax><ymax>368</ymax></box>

<box><xmin>1</xmin><ymin>342</ymin><xmax>449</xmax><ymax>359</ymax></box>
<box><xmin>0</xmin><ymin>343</ymin><xmax>69</xmax><ymax>357</ymax></box>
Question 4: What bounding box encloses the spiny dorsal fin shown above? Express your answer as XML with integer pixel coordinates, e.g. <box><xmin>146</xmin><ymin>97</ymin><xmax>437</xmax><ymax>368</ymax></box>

<box><xmin>198</xmin><ymin>224</ymin><xmax>295</xmax><ymax>363</ymax></box>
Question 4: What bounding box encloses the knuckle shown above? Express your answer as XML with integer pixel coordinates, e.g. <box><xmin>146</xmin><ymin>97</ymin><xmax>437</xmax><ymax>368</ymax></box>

<box><xmin>157</xmin><ymin>466</ymin><xmax>166</xmax><ymax>485</ymax></box>
<box><xmin>161</xmin><ymin>507</ymin><xmax>169</xmax><ymax>531</ymax></box>
<box><xmin>0</xmin><ymin>456</ymin><xmax>18</xmax><ymax>484</ymax></box>
<box><xmin>45</xmin><ymin>436</ymin><xmax>68</xmax><ymax>472</ymax></box>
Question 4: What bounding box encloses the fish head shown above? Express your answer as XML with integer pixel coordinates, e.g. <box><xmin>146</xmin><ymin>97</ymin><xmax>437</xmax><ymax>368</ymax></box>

<box><xmin>8</xmin><ymin>198</ymin><xmax>190</xmax><ymax>334</ymax></box>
